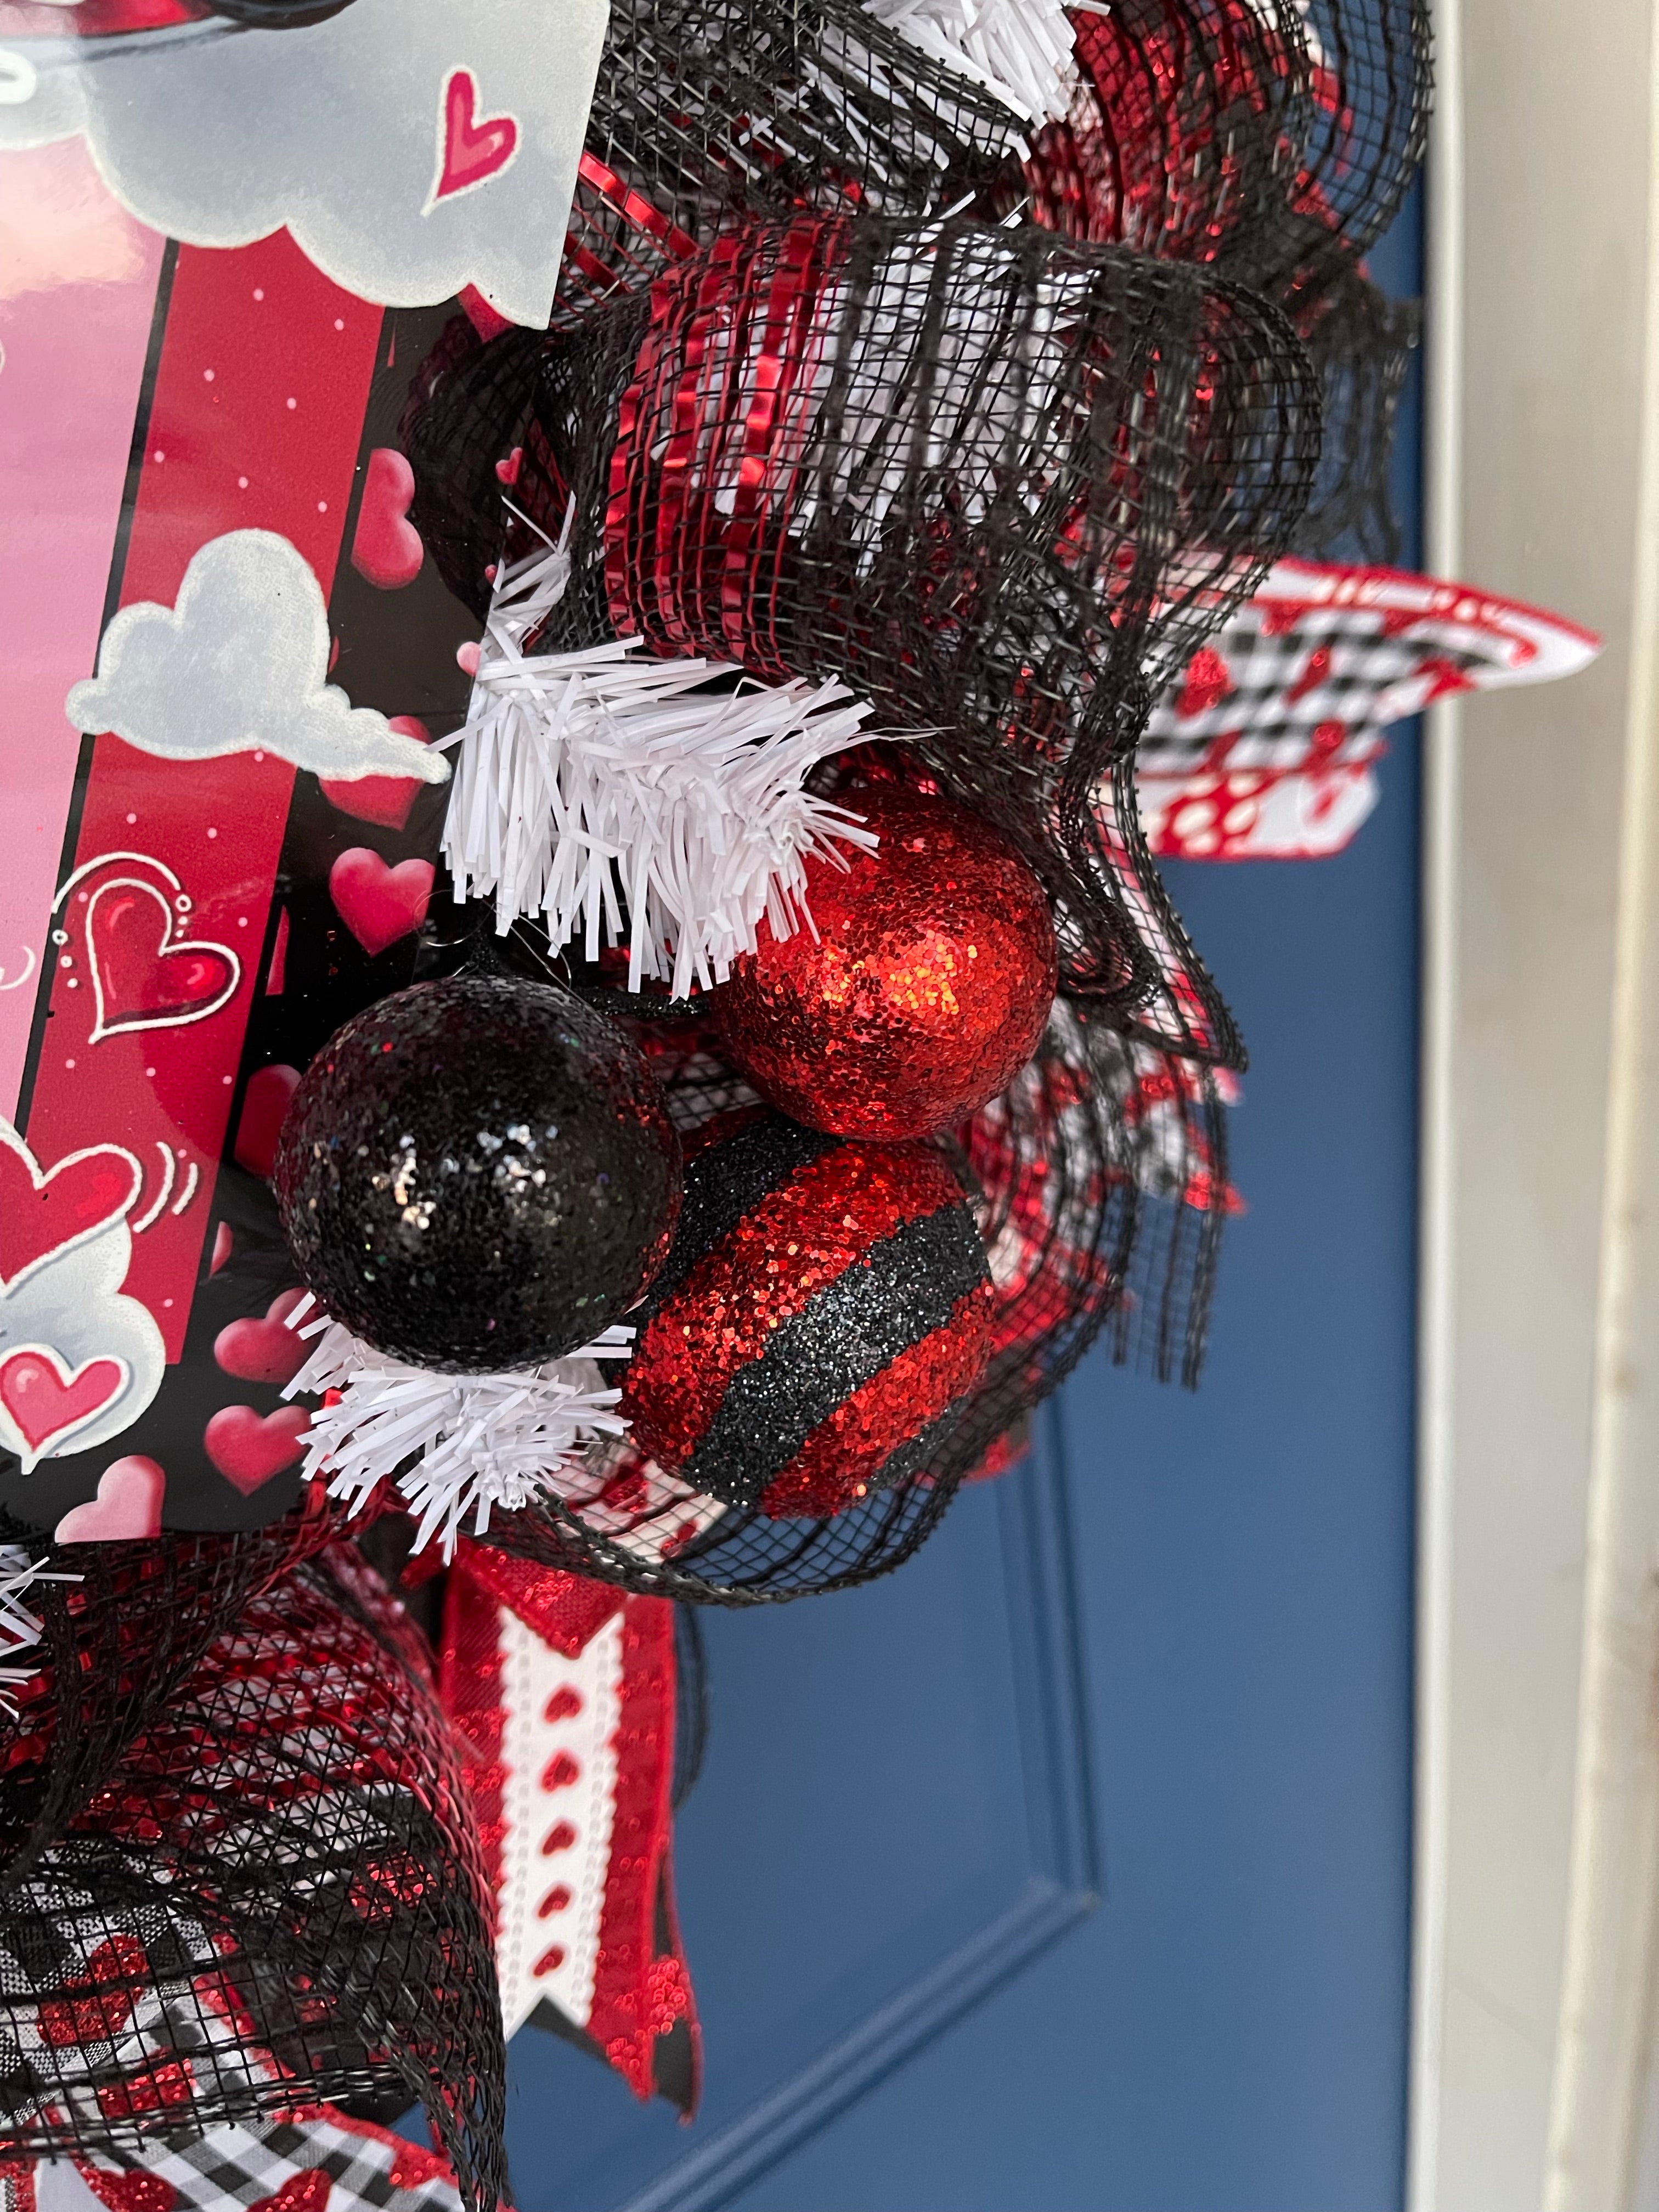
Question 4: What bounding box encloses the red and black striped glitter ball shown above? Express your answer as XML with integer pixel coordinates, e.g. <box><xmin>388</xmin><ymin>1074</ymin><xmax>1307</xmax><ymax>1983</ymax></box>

<box><xmin>619</xmin><ymin>1115</ymin><xmax>994</xmax><ymax>1519</ymax></box>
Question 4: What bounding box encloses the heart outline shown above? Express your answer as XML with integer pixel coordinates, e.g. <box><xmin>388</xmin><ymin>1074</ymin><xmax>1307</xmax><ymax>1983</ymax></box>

<box><xmin>0</xmin><ymin>1344</ymin><xmax>132</xmax><ymax>1475</ymax></box>
<box><xmin>426</xmin><ymin>66</ymin><xmax>520</xmax><ymax>213</ymax></box>
<box><xmin>85</xmin><ymin>877</ymin><xmax>241</xmax><ymax>1043</ymax></box>
<box><xmin>0</xmin><ymin>1119</ymin><xmax>142</xmax><ymax>1294</ymax></box>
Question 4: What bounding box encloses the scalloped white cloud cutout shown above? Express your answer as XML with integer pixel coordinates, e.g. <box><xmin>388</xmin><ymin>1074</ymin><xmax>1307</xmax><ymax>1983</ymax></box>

<box><xmin>66</xmin><ymin>529</ymin><xmax>452</xmax><ymax>785</ymax></box>
<box><xmin>0</xmin><ymin>0</ymin><xmax>608</xmax><ymax>327</ymax></box>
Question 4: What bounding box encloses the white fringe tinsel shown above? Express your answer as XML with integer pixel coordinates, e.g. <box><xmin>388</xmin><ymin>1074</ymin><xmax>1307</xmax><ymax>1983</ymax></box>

<box><xmin>0</xmin><ymin>1547</ymin><xmax>75</xmax><ymax>1719</ymax></box>
<box><xmin>862</xmin><ymin>0</ymin><xmax>1078</xmax><ymax>122</ymax></box>
<box><xmin>445</xmin><ymin>538</ymin><xmax>881</xmax><ymax>998</ymax></box>
<box><xmin>282</xmin><ymin>1296</ymin><xmax>637</xmax><ymax>1561</ymax></box>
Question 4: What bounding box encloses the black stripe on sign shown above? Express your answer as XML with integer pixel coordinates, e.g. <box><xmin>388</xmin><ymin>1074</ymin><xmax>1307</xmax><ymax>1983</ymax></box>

<box><xmin>682</xmin><ymin>1200</ymin><xmax>990</xmax><ymax>1509</ymax></box>
<box><xmin>645</xmin><ymin>1113</ymin><xmax>838</xmax><ymax>1314</ymax></box>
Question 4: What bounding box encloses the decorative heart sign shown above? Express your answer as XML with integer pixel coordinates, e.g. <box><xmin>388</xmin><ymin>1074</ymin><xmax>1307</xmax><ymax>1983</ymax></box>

<box><xmin>0</xmin><ymin>125</ymin><xmax>506</xmax><ymax>1533</ymax></box>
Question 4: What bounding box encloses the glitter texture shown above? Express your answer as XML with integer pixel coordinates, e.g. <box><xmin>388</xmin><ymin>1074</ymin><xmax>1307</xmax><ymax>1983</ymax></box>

<box><xmin>621</xmin><ymin>1116</ymin><xmax>994</xmax><ymax>1516</ymax></box>
<box><xmin>710</xmin><ymin>789</ymin><xmax>1057</xmax><ymax>1140</ymax></box>
<box><xmin>275</xmin><ymin>973</ymin><xmax>682</xmax><ymax>1372</ymax></box>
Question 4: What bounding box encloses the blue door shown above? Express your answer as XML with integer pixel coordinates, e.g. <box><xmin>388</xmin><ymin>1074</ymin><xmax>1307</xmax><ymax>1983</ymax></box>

<box><xmin>497</xmin><ymin>196</ymin><xmax>1424</xmax><ymax>2212</ymax></box>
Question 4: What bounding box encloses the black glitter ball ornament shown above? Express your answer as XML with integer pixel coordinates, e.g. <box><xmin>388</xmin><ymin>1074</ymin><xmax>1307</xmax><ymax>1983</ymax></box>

<box><xmin>620</xmin><ymin>1113</ymin><xmax>994</xmax><ymax>1517</ymax></box>
<box><xmin>274</xmin><ymin>973</ymin><xmax>682</xmax><ymax>1371</ymax></box>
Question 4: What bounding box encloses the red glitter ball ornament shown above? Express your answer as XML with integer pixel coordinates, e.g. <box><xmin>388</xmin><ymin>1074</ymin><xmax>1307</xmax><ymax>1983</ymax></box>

<box><xmin>710</xmin><ymin>789</ymin><xmax>1058</xmax><ymax>1140</ymax></box>
<box><xmin>620</xmin><ymin>1114</ymin><xmax>995</xmax><ymax>1518</ymax></box>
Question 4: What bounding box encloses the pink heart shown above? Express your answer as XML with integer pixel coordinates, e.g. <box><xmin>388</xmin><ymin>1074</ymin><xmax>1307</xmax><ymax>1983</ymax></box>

<box><xmin>234</xmin><ymin>1064</ymin><xmax>301</xmax><ymax>1180</ymax></box>
<box><xmin>319</xmin><ymin>716</ymin><xmax>433</xmax><ymax>831</ymax></box>
<box><xmin>0</xmin><ymin>1347</ymin><xmax>127</xmax><ymax>1462</ymax></box>
<box><xmin>204</xmin><ymin>1404</ymin><xmax>311</xmax><ymax>1497</ymax></box>
<box><xmin>431</xmin><ymin>68</ymin><xmax>519</xmax><ymax>206</ymax></box>
<box><xmin>55</xmin><ymin>1457</ymin><xmax>166</xmax><ymax>1544</ymax></box>
<box><xmin>495</xmin><ymin>447</ymin><xmax>523</xmax><ymax>487</ymax></box>
<box><xmin>350</xmin><ymin>447</ymin><xmax>424</xmax><ymax>591</ymax></box>
<box><xmin>213</xmin><ymin>1289</ymin><xmax>311</xmax><ymax>1388</ymax></box>
<box><xmin>330</xmin><ymin>849</ymin><xmax>433</xmax><ymax>958</ymax></box>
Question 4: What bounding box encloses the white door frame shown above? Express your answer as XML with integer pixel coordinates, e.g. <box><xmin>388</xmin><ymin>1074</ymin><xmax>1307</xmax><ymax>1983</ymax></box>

<box><xmin>1411</xmin><ymin>3</ymin><xmax>1659</xmax><ymax>2205</ymax></box>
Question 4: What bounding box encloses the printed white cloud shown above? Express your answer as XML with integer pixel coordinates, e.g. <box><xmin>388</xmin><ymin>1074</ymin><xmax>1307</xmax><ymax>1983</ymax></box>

<box><xmin>0</xmin><ymin>0</ymin><xmax>606</xmax><ymax>326</ymax></box>
<box><xmin>66</xmin><ymin>529</ymin><xmax>450</xmax><ymax>787</ymax></box>
<box><xmin>0</xmin><ymin>1218</ymin><xmax>165</xmax><ymax>1471</ymax></box>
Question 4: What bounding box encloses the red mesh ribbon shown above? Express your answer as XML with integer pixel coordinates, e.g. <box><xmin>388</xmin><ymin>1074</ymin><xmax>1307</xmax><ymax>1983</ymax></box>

<box><xmin>508</xmin><ymin>209</ymin><xmax>1322</xmax><ymax>1066</ymax></box>
<box><xmin>0</xmin><ymin>1490</ymin><xmax>346</xmax><ymax>1895</ymax></box>
<box><xmin>1025</xmin><ymin>1</ymin><xmax>1311</xmax><ymax>264</ymax></box>
<box><xmin>1015</xmin><ymin>0</ymin><xmax>1432</xmax><ymax>558</ymax></box>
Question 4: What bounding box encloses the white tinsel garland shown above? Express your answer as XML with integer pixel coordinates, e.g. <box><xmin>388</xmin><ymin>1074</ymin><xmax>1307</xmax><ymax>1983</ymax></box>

<box><xmin>862</xmin><ymin>0</ymin><xmax>1079</xmax><ymax>123</ymax></box>
<box><xmin>444</xmin><ymin>533</ymin><xmax>880</xmax><ymax>997</ymax></box>
<box><xmin>282</xmin><ymin>1296</ymin><xmax>636</xmax><ymax>1560</ymax></box>
<box><xmin>0</xmin><ymin>1547</ymin><xmax>75</xmax><ymax>1719</ymax></box>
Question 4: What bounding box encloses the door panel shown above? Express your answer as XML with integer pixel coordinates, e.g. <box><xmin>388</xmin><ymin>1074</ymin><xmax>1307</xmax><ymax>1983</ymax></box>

<box><xmin>502</xmin><ymin>194</ymin><xmax>1424</xmax><ymax>2212</ymax></box>
<box><xmin>505</xmin><ymin>1436</ymin><xmax>1097</xmax><ymax>2212</ymax></box>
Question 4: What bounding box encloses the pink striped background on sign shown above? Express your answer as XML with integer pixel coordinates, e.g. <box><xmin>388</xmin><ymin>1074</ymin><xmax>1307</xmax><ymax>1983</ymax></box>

<box><xmin>0</xmin><ymin>139</ymin><xmax>166</xmax><ymax>1116</ymax></box>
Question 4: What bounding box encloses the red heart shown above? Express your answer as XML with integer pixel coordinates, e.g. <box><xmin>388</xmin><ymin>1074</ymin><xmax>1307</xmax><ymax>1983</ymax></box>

<box><xmin>0</xmin><ymin>1348</ymin><xmax>127</xmax><ymax>1464</ymax></box>
<box><xmin>430</xmin><ymin>67</ymin><xmax>519</xmax><ymax>206</ymax></box>
<box><xmin>204</xmin><ymin>1404</ymin><xmax>311</xmax><ymax>1495</ymax></box>
<box><xmin>0</xmin><ymin>1127</ymin><xmax>140</xmax><ymax>1291</ymax></box>
<box><xmin>214</xmin><ymin>1289</ymin><xmax>311</xmax><ymax>1387</ymax></box>
<box><xmin>38</xmin><ymin>1935</ymin><xmax>149</xmax><ymax>2058</ymax></box>
<box><xmin>74</xmin><ymin>2164</ymin><xmax>178</xmax><ymax>2212</ymax></box>
<box><xmin>234</xmin><ymin>1064</ymin><xmax>301</xmax><ymax>1180</ymax></box>
<box><xmin>250</xmin><ymin>2172</ymin><xmax>332</xmax><ymax>2212</ymax></box>
<box><xmin>54</xmin><ymin>1457</ymin><xmax>166</xmax><ymax>1543</ymax></box>
<box><xmin>320</xmin><ymin>715</ymin><xmax>434</xmax><ymax>831</ymax></box>
<box><xmin>459</xmin><ymin>283</ymin><xmax>515</xmax><ymax>342</ymax></box>
<box><xmin>349</xmin><ymin>447</ymin><xmax>424</xmax><ymax>591</ymax></box>
<box><xmin>86</xmin><ymin>879</ymin><xmax>239</xmax><ymax>1042</ymax></box>
<box><xmin>329</xmin><ymin>849</ymin><xmax>433</xmax><ymax>957</ymax></box>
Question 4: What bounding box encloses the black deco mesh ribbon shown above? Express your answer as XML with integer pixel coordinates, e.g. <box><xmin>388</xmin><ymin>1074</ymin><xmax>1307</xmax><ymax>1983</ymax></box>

<box><xmin>1293</xmin><ymin>259</ymin><xmax>1420</xmax><ymax>562</ymax></box>
<box><xmin>0</xmin><ymin>1495</ymin><xmax>340</xmax><ymax>1903</ymax></box>
<box><xmin>467</xmin><ymin>1005</ymin><xmax>1223</xmax><ymax>1606</ymax></box>
<box><xmin>557</xmin><ymin>0</ymin><xmax>1029</xmax><ymax>320</ymax></box>
<box><xmin>0</xmin><ymin>1532</ymin><xmax>505</xmax><ymax>2212</ymax></box>
<box><xmin>409</xmin><ymin>211</ymin><xmax>1322</xmax><ymax>1066</ymax></box>
<box><xmin>1016</xmin><ymin>0</ymin><xmax>1432</xmax><ymax>557</ymax></box>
